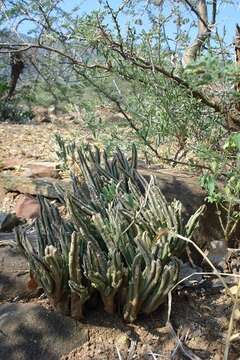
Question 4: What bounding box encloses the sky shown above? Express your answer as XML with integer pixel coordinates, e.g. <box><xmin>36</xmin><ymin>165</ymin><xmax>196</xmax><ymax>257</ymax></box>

<box><xmin>61</xmin><ymin>0</ymin><xmax>240</xmax><ymax>43</ymax></box>
<box><xmin>5</xmin><ymin>0</ymin><xmax>240</xmax><ymax>46</ymax></box>
<box><xmin>61</xmin><ymin>0</ymin><xmax>240</xmax><ymax>48</ymax></box>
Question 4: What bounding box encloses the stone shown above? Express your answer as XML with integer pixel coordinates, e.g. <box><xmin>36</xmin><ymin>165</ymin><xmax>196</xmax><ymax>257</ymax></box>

<box><xmin>0</xmin><ymin>158</ymin><xmax>24</xmax><ymax>171</ymax></box>
<box><xmin>0</xmin><ymin>239</ymin><xmax>38</xmax><ymax>300</ymax></box>
<box><xmin>0</xmin><ymin>303</ymin><xmax>89</xmax><ymax>360</ymax></box>
<box><xmin>179</xmin><ymin>262</ymin><xmax>203</xmax><ymax>287</ymax></box>
<box><xmin>23</xmin><ymin>162</ymin><xmax>59</xmax><ymax>179</ymax></box>
<box><xmin>105</xmin><ymin>112</ymin><xmax>126</xmax><ymax>123</ymax></box>
<box><xmin>0</xmin><ymin>173</ymin><xmax>71</xmax><ymax>199</ymax></box>
<box><xmin>95</xmin><ymin>107</ymin><xmax>126</xmax><ymax>123</ymax></box>
<box><xmin>203</xmin><ymin>240</ymin><xmax>227</xmax><ymax>270</ymax></box>
<box><xmin>15</xmin><ymin>195</ymin><xmax>40</xmax><ymax>219</ymax></box>
<box><xmin>0</xmin><ymin>212</ymin><xmax>21</xmax><ymax>232</ymax></box>
<box><xmin>139</xmin><ymin>167</ymin><xmax>205</xmax><ymax>216</ymax></box>
<box><xmin>228</xmin><ymin>285</ymin><xmax>240</xmax><ymax>296</ymax></box>
<box><xmin>0</xmin><ymin>184</ymin><xmax>7</xmax><ymax>207</ymax></box>
<box><xmin>115</xmin><ymin>333</ymin><xmax>131</xmax><ymax>351</ymax></box>
<box><xmin>234</xmin><ymin>308</ymin><xmax>240</xmax><ymax>321</ymax></box>
<box><xmin>32</xmin><ymin>106</ymin><xmax>52</xmax><ymax>123</ymax></box>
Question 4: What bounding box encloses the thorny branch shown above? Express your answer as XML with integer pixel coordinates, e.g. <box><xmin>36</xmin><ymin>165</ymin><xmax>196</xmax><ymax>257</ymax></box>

<box><xmin>0</xmin><ymin>0</ymin><xmax>239</xmax><ymax>131</ymax></box>
<box><xmin>76</xmin><ymin>67</ymin><xmax>211</xmax><ymax>170</ymax></box>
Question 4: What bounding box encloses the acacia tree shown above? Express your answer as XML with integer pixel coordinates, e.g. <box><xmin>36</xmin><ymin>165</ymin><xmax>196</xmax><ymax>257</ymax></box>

<box><xmin>0</xmin><ymin>0</ymin><xmax>239</xmax><ymax>164</ymax></box>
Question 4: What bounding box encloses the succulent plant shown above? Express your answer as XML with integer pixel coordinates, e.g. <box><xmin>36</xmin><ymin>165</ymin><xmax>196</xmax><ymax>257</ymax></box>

<box><xmin>16</xmin><ymin>143</ymin><xmax>205</xmax><ymax>322</ymax></box>
<box><xmin>83</xmin><ymin>243</ymin><xmax>123</xmax><ymax>314</ymax></box>
<box><xmin>68</xmin><ymin>232</ymin><xmax>90</xmax><ymax>319</ymax></box>
<box><xmin>122</xmin><ymin>253</ymin><xmax>179</xmax><ymax>323</ymax></box>
<box><xmin>55</xmin><ymin>133</ymin><xmax>76</xmax><ymax>170</ymax></box>
<box><xmin>15</xmin><ymin>197</ymin><xmax>71</xmax><ymax>315</ymax></box>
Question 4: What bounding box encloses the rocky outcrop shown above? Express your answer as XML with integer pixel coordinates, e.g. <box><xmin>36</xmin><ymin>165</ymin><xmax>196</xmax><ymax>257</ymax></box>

<box><xmin>0</xmin><ymin>238</ymin><xmax>37</xmax><ymax>300</ymax></box>
<box><xmin>0</xmin><ymin>212</ymin><xmax>21</xmax><ymax>232</ymax></box>
<box><xmin>0</xmin><ymin>158</ymin><xmax>24</xmax><ymax>171</ymax></box>
<box><xmin>0</xmin><ymin>173</ymin><xmax>70</xmax><ymax>199</ymax></box>
<box><xmin>15</xmin><ymin>195</ymin><xmax>40</xmax><ymax>219</ymax></box>
<box><xmin>22</xmin><ymin>162</ymin><xmax>59</xmax><ymax>179</ymax></box>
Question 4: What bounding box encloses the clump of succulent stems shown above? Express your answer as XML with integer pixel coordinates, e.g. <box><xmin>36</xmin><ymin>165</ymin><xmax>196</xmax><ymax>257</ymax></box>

<box><xmin>16</xmin><ymin>142</ymin><xmax>205</xmax><ymax>322</ymax></box>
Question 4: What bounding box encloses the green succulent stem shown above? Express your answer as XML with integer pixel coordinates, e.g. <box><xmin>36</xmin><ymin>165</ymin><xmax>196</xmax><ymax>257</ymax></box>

<box><xmin>16</xmin><ymin>143</ymin><xmax>205</xmax><ymax>323</ymax></box>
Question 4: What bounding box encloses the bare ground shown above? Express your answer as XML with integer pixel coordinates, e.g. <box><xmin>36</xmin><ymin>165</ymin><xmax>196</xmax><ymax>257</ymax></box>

<box><xmin>14</xmin><ymin>286</ymin><xmax>238</xmax><ymax>360</ymax></box>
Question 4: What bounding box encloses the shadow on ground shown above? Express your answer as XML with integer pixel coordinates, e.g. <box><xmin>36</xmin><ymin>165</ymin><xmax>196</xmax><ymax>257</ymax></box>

<box><xmin>0</xmin><ymin>303</ymin><xmax>88</xmax><ymax>360</ymax></box>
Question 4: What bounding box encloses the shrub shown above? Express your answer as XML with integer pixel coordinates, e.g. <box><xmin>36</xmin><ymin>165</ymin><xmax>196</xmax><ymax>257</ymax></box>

<box><xmin>201</xmin><ymin>132</ymin><xmax>240</xmax><ymax>246</ymax></box>
<box><xmin>16</xmin><ymin>144</ymin><xmax>205</xmax><ymax>322</ymax></box>
<box><xmin>0</xmin><ymin>100</ymin><xmax>33</xmax><ymax>123</ymax></box>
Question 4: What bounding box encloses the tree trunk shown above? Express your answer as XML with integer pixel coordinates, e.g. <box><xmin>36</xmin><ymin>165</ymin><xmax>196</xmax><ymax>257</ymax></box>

<box><xmin>227</xmin><ymin>24</ymin><xmax>240</xmax><ymax>130</ymax></box>
<box><xmin>235</xmin><ymin>24</ymin><xmax>240</xmax><ymax>112</ymax></box>
<box><xmin>6</xmin><ymin>52</ymin><xmax>25</xmax><ymax>99</ymax></box>
<box><xmin>183</xmin><ymin>0</ymin><xmax>210</xmax><ymax>66</ymax></box>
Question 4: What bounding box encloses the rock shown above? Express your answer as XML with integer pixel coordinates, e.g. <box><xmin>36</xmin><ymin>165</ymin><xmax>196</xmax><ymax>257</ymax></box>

<box><xmin>228</xmin><ymin>285</ymin><xmax>240</xmax><ymax>296</ymax></box>
<box><xmin>0</xmin><ymin>158</ymin><xmax>24</xmax><ymax>171</ymax></box>
<box><xmin>0</xmin><ymin>239</ymin><xmax>38</xmax><ymax>300</ymax></box>
<box><xmin>0</xmin><ymin>303</ymin><xmax>89</xmax><ymax>360</ymax></box>
<box><xmin>139</xmin><ymin>167</ymin><xmax>205</xmax><ymax>216</ymax></box>
<box><xmin>234</xmin><ymin>308</ymin><xmax>240</xmax><ymax>321</ymax></box>
<box><xmin>0</xmin><ymin>184</ymin><xmax>7</xmax><ymax>206</ymax></box>
<box><xmin>203</xmin><ymin>240</ymin><xmax>227</xmax><ymax>270</ymax></box>
<box><xmin>0</xmin><ymin>212</ymin><xmax>21</xmax><ymax>231</ymax></box>
<box><xmin>115</xmin><ymin>333</ymin><xmax>131</xmax><ymax>351</ymax></box>
<box><xmin>211</xmin><ymin>277</ymin><xmax>235</xmax><ymax>289</ymax></box>
<box><xmin>179</xmin><ymin>262</ymin><xmax>203</xmax><ymax>287</ymax></box>
<box><xmin>23</xmin><ymin>162</ymin><xmax>59</xmax><ymax>179</ymax></box>
<box><xmin>32</xmin><ymin>106</ymin><xmax>52</xmax><ymax>123</ymax></box>
<box><xmin>105</xmin><ymin>112</ymin><xmax>126</xmax><ymax>123</ymax></box>
<box><xmin>95</xmin><ymin>107</ymin><xmax>126</xmax><ymax>124</ymax></box>
<box><xmin>0</xmin><ymin>173</ymin><xmax>71</xmax><ymax>199</ymax></box>
<box><xmin>15</xmin><ymin>195</ymin><xmax>40</xmax><ymax>219</ymax></box>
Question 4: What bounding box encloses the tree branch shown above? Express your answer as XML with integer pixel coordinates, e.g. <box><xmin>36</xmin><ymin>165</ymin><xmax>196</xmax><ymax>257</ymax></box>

<box><xmin>183</xmin><ymin>0</ymin><xmax>210</xmax><ymax>31</ymax></box>
<box><xmin>0</xmin><ymin>39</ymin><xmax>235</xmax><ymax>127</ymax></box>
<box><xmin>212</xmin><ymin>0</ymin><xmax>217</xmax><ymax>25</ymax></box>
<box><xmin>76</xmin><ymin>67</ymin><xmax>210</xmax><ymax>171</ymax></box>
<box><xmin>0</xmin><ymin>42</ymin><xmax>110</xmax><ymax>71</ymax></box>
<box><xmin>183</xmin><ymin>0</ymin><xmax>213</xmax><ymax>65</ymax></box>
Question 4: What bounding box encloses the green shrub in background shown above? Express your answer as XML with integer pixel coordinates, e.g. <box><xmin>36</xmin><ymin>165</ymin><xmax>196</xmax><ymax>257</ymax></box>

<box><xmin>0</xmin><ymin>100</ymin><xmax>33</xmax><ymax>123</ymax></box>
<box><xmin>201</xmin><ymin>132</ymin><xmax>240</xmax><ymax>246</ymax></box>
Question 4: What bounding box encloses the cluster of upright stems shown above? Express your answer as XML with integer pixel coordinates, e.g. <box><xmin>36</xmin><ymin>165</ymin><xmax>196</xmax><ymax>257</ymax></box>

<box><xmin>16</xmin><ymin>143</ymin><xmax>204</xmax><ymax>322</ymax></box>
